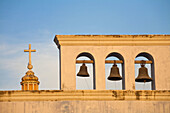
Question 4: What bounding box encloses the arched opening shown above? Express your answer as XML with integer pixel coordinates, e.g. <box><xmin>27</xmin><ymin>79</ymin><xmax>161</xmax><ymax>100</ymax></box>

<box><xmin>76</xmin><ymin>52</ymin><xmax>95</xmax><ymax>89</ymax></box>
<box><xmin>135</xmin><ymin>52</ymin><xmax>155</xmax><ymax>90</ymax></box>
<box><xmin>105</xmin><ymin>52</ymin><xmax>125</xmax><ymax>90</ymax></box>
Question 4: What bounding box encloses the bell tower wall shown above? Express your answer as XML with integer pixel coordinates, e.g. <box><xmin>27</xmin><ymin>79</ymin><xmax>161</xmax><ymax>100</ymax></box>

<box><xmin>54</xmin><ymin>35</ymin><xmax>170</xmax><ymax>90</ymax></box>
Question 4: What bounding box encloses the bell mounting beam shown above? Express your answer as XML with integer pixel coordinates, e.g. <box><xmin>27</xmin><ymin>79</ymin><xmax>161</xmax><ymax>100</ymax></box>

<box><xmin>135</xmin><ymin>60</ymin><xmax>152</xmax><ymax>64</ymax></box>
<box><xmin>76</xmin><ymin>60</ymin><xmax>123</xmax><ymax>64</ymax></box>
<box><xmin>76</xmin><ymin>60</ymin><xmax>94</xmax><ymax>63</ymax></box>
<box><xmin>105</xmin><ymin>60</ymin><xmax>123</xmax><ymax>64</ymax></box>
<box><xmin>76</xmin><ymin>60</ymin><xmax>152</xmax><ymax>64</ymax></box>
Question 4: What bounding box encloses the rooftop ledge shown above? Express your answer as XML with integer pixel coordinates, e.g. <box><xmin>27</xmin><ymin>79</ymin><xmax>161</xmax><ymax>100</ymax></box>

<box><xmin>0</xmin><ymin>90</ymin><xmax>170</xmax><ymax>102</ymax></box>
<box><xmin>54</xmin><ymin>35</ymin><xmax>170</xmax><ymax>47</ymax></box>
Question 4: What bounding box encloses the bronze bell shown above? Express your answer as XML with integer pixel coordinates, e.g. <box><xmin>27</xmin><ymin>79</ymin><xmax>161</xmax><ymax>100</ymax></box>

<box><xmin>107</xmin><ymin>63</ymin><xmax>122</xmax><ymax>81</ymax></box>
<box><xmin>135</xmin><ymin>64</ymin><xmax>152</xmax><ymax>82</ymax></box>
<box><xmin>77</xmin><ymin>63</ymin><xmax>89</xmax><ymax>77</ymax></box>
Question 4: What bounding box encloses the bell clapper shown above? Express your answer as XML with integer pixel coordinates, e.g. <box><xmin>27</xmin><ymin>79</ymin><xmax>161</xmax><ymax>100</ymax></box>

<box><xmin>144</xmin><ymin>80</ymin><xmax>146</xmax><ymax>83</ymax></box>
<box><xmin>144</xmin><ymin>80</ymin><xmax>146</xmax><ymax>90</ymax></box>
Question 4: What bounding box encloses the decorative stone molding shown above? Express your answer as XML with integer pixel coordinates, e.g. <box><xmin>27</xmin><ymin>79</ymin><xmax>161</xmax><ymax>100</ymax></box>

<box><xmin>0</xmin><ymin>90</ymin><xmax>170</xmax><ymax>102</ymax></box>
<box><xmin>54</xmin><ymin>35</ymin><xmax>170</xmax><ymax>47</ymax></box>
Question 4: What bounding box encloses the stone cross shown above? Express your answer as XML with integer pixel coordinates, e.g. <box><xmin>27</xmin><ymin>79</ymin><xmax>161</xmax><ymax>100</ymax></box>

<box><xmin>24</xmin><ymin>44</ymin><xmax>36</xmax><ymax>65</ymax></box>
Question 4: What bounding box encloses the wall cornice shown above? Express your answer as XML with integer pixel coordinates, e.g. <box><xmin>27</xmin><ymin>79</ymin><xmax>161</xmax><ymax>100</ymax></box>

<box><xmin>54</xmin><ymin>35</ymin><xmax>170</xmax><ymax>47</ymax></box>
<box><xmin>0</xmin><ymin>90</ymin><xmax>170</xmax><ymax>102</ymax></box>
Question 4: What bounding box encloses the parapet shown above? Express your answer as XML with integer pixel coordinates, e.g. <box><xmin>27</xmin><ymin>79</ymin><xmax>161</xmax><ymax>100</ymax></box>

<box><xmin>54</xmin><ymin>35</ymin><xmax>170</xmax><ymax>48</ymax></box>
<box><xmin>0</xmin><ymin>90</ymin><xmax>170</xmax><ymax>102</ymax></box>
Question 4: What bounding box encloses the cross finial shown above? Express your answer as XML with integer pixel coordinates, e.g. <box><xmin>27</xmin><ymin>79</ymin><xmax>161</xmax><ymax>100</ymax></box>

<box><xmin>24</xmin><ymin>44</ymin><xmax>36</xmax><ymax>70</ymax></box>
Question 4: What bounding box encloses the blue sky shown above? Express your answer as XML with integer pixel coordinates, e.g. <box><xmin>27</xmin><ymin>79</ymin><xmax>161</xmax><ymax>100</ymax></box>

<box><xmin>0</xmin><ymin>0</ymin><xmax>170</xmax><ymax>90</ymax></box>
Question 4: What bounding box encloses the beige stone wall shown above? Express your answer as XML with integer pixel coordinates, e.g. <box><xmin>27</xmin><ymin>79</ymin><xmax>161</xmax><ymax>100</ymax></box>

<box><xmin>60</xmin><ymin>45</ymin><xmax>170</xmax><ymax>90</ymax></box>
<box><xmin>54</xmin><ymin>35</ymin><xmax>170</xmax><ymax>90</ymax></box>
<box><xmin>1</xmin><ymin>90</ymin><xmax>170</xmax><ymax>113</ymax></box>
<box><xmin>1</xmin><ymin>101</ymin><xmax>170</xmax><ymax>113</ymax></box>
<box><xmin>1</xmin><ymin>90</ymin><xmax>170</xmax><ymax>101</ymax></box>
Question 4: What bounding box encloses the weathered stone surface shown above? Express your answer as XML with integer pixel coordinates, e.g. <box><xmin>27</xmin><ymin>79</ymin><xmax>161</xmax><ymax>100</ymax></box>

<box><xmin>54</xmin><ymin>35</ymin><xmax>170</xmax><ymax>90</ymax></box>
<box><xmin>0</xmin><ymin>90</ymin><xmax>170</xmax><ymax>113</ymax></box>
<box><xmin>0</xmin><ymin>90</ymin><xmax>170</xmax><ymax>101</ymax></box>
<box><xmin>0</xmin><ymin>100</ymin><xmax>170</xmax><ymax>113</ymax></box>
